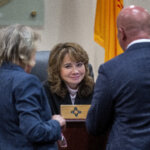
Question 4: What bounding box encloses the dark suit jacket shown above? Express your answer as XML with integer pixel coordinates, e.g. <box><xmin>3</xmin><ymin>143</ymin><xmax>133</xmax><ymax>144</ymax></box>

<box><xmin>43</xmin><ymin>81</ymin><xmax>93</xmax><ymax>115</ymax></box>
<box><xmin>86</xmin><ymin>42</ymin><xmax>150</xmax><ymax>150</ymax></box>
<box><xmin>0</xmin><ymin>63</ymin><xmax>61</xmax><ymax>150</ymax></box>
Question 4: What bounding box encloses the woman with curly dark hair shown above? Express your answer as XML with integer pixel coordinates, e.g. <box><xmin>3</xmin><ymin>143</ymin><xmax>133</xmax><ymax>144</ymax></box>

<box><xmin>43</xmin><ymin>42</ymin><xmax>94</xmax><ymax>115</ymax></box>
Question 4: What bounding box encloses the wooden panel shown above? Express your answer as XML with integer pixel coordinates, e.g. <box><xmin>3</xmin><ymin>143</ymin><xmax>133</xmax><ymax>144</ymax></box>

<box><xmin>58</xmin><ymin>120</ymin><xmax>108</xmax><ymax>150</ymax></box>
<box><xmin>61</xmin><ymin>105</ymin><xmax>90</xmax><ymax>120</ymax></box>
<box><xmin>60</xmin><ymin>105</ymin><xmax>108</xmax><ymax>150</ymax></box>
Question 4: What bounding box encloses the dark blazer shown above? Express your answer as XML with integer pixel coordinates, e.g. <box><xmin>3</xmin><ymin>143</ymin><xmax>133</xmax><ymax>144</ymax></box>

<box><xmin>0</xmin><ymin>63</ymin><xmax>61</xmax><ymax>150</ymax></box>
<box><xmin>86</xmin><ymin>42</ymin><xmax>150</xmax><ymax>150</ymax></box>
<box><xmin>43</xmin><ymin>81</ymin><xmax>93</xmax><ymax>115</ymax></box>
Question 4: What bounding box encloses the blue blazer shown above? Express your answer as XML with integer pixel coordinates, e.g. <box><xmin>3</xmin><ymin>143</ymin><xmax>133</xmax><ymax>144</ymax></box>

<box><xmin>86</xmin><ymin>42</ymin><xmax>150</xmax><ymax>150</ymax></box>
<box><xmin>0</xmin><ymin>63</ymin><xmax>61</xmax><ymax>150</ymax></box>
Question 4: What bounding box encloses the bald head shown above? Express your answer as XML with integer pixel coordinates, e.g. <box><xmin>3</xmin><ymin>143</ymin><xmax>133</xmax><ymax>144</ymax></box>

<box><xmin>117</xmin><ymin>5</ymin><xmax>150</xmax><ymax>50</ymax></box>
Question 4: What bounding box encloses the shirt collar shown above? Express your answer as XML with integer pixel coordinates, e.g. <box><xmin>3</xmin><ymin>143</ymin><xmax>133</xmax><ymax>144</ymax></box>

<box><xmin>66</xmin><ymin>85</ymin><xmax>78</xmax><ymax>96</ymax></box>
<box><xmin>127</xmin><ymin>39</ymin><xmax>150</xmax><ymax>49</ymax></box>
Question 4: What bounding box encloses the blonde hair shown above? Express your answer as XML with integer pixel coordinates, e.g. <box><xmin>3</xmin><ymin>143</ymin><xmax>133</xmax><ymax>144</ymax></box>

<box><xmin>0</xmin><ymin>24</ymin><xmax>39</xmax><ymax>67</ymax></box>
<box><xmin>48</xmin><ymin>42</ymin><xmax>94</xmax><ymax>98</ymax></box>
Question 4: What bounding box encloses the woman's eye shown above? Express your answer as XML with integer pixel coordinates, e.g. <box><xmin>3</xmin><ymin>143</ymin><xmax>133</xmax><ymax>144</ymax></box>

<box><xmin>76</xmin><ymin>62</ymin><xmax>83</xmax><ymax>67</ymax></box>
<box><xmin>64</xmin><ymin>64</ymin><xmax>72</xmax><ymax>69</ymax></box>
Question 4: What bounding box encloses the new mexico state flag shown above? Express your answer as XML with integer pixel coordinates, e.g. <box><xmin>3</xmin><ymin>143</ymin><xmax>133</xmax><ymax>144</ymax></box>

<box><xmin>94</xmin><ymin>0</ymin><xmax>123</xmax><ymax>62</ymax></box>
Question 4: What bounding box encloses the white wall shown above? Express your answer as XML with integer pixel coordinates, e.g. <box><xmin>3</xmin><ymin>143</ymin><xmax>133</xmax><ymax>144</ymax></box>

<box><xmin>35</xmin><ymin>0</ymin><xmax>150</xmax><ymax>80</ymax></box>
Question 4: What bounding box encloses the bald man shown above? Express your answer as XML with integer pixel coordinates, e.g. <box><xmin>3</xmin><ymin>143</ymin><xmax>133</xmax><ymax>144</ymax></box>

<box><xmin>86</xmin><ymin>6</ymin><xmax>150</xmax><ymax>150</ymax></box>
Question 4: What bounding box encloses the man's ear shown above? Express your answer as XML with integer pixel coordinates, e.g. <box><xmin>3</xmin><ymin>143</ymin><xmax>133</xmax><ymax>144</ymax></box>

<box><xmin>119</xmin><ymin>27</ymin><xmax>127</xmax><ymax>41</ymax></box>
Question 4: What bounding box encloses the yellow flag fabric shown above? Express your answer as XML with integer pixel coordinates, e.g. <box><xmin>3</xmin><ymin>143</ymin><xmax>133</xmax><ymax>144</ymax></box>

<box><xmin>94</xmin><ymin>0</ymin><xmax>123</xmax><ymax>62</ymax></box>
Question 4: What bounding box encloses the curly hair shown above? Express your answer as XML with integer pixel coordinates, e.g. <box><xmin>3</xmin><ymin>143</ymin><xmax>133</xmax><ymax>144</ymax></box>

<box><xmin>0</xmin><ymin>24</ymin><xmax>39</xmax><ymax>67</ymax></box>
<box><xmin>47</xmin><ymin>42</ymin><xmax>94</xmax><ymax>98</ymax></box>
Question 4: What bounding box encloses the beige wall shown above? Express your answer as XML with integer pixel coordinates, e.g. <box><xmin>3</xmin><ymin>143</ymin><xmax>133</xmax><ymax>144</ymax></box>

<box><xmin>35</xmin><ymin>0</ymin><xmax>150</xmax><ymax>80</ymax></box>
<box><xmin>35</xmin><ymin>0</ymin><xmax>104</xmax><ymax>80</ymax></box>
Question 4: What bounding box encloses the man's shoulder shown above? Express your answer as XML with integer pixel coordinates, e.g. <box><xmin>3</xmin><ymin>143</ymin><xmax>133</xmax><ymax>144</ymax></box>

<box><xmin>101</xmin><ymin>52</ymin><xmax>125</xmax><ymax>69</ymax></box>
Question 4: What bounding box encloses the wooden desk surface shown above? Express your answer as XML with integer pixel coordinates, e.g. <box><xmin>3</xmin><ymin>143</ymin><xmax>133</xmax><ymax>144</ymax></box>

<box><xmin>58</xmin><ymin>120</ymin><xmax>108</xmax><ymax>150</ymax></box>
